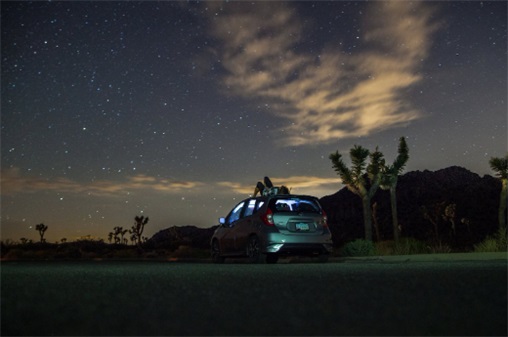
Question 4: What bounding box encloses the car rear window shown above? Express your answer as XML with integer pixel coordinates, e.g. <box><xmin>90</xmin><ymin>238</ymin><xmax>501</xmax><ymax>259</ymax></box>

<box><xmin>269</xmin><ymin>197</ymin><xmax>321</xmax><ymax>214</ymax></box>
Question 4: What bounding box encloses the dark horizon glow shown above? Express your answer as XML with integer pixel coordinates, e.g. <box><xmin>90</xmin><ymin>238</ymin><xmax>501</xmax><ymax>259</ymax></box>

<box><xmin>1</xmin><ymin>1</ymin><xmax>506</xmax><ymax>242</ymax></box>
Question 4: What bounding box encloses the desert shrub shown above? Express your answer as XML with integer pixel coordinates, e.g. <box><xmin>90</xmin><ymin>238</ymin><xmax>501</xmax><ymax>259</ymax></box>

<box><xmin>170</xmin><ymin>245</ymin><xmax>210</xmax><ymax>259</ymax></box>
<box><xmin>142</xmin><ymin>251</ymin><xmax>159</xmax><ymax>259</ymax></box>
<box><xmin>110</xmin><ymin>248</ymin><xmax>139</xmax><ymax>259</ymax></box>
<box><xmin>55</xmin><ymin>245</ymin><xmax>82</xmax><ymax>259</ymax></box>
<box><xmin>375</xmin><ymin>241</ymin><xmax>395</xmax><ymax>256</ymax></box>
<box><xmin>2</xmin><ymin>245</ymin><xmax>58</xmax><ymax>260</ymax></box>
<box><xmin>474</xmin><ymin>227</ymin><xmax>507</xmax><ymax>252</ymax></box>
<box><xmin>75</xmin><ymin>239</ymin><xmax>107</xmax><ymax>252</ymax></box>
<box><xmin>428</xmin><ymin>242</ymin><xmax>452</xmax><ymax>254</ymax></box>
<box><xmin>341</xmin><ymin>239</ymin><xmax>377</xmax><ymax>257</ymax></box>
<box><xmin>474</xmin><ymin>238</ymin><xmax>499</xmax><ymax>252</ymax></box>
<box><xmin>2</xmin><ymin>249</ymin><xmax>24</xmax><ymax>260</ymax></box>
<box><xmin>393</xmin><ymin>237</ymin><xmax>428</xmax><ymax>255</ymax></box>
<box><xmin>0</xmin><ymin>241</ymin><xmax>11</xmax><ymax>257</ymax></box>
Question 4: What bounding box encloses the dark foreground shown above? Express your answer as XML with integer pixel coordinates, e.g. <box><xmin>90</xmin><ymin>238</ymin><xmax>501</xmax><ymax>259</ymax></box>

<box><xmin>2</xmin><ymin>259</ymin><xmax>507</xmax><ymax>336</ymax></box>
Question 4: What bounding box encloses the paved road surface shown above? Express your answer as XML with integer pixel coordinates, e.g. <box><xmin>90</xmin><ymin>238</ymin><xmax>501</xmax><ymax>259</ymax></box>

<box><xmin>2</xmin><ymin>259</ymin><xmax>506</xmax><ymax>336</ymax></box>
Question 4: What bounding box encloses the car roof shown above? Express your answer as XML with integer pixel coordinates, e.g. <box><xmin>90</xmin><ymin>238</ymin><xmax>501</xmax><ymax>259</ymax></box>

<box><xmin>250</xmin><ymin>194</ymin><xmax>319</xmax><ymax>201</ymax></box>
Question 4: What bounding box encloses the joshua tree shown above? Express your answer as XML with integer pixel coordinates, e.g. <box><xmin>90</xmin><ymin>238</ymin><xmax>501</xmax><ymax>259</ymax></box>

<box><xmin>112</xmin><ymin>227</ymin><xmax>128</xmax><ymax>245</ymax></box>
<box><xmin>380</xmin><ymin>137</ymin><xmax>409</xmax><ymax>244</ymax></box>
<box><xmin>130</xmin><ymin>216</ymin><xmax>149</xmax><ymax>246</ymax></box>
<box><xmin>443</xmin><ymin>203</ymin><xmax>457</xmax><ymax>236</ymax></box>
<box><xmin>421</xmin><ymin>202</ymin><xmax>457</xmax><ymax>243</ymax></box>
<box><xmin>35</xmin><ymin>223</ymin><xmax>48</xmax><ymax>243</ymax></box>
<box><xmin>329</xmin><ymin>145</ymin><xmax>385</xmax><ymax>241</ymax></box>
<box><xmin>112</xmin><ymin>226</ymin><xmax>126</xmax><ymax>244</ymax></box>
<box><xmin>489</xmin><ymin>154</ymin><xmax>508</xmax><ymax>230</ymax></box>
<box><xmin>121</xmin><ymin>228</ymin><xmax>128</xmax><ymax>245</ymax></box>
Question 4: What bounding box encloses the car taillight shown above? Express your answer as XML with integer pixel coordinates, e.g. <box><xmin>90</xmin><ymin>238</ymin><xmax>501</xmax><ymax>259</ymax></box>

<box><xmin>321</xmin><ymin>211</ymin><xmax>328</xmax><ymax>227</ymax></box>
<box><xmin>262</xmin><ymin>208</ymin><xmax>275</xmax><ymax>226</ymax></box>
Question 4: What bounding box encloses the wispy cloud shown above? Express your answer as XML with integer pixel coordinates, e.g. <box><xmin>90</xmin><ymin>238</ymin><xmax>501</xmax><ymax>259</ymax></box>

<box><xmin>207</xmin><ymin>1</ymin><xmax>440</xmax><ymax>145</ymax></box>
<box><xmin>1</xmin><ymin>168</ymin><xmax>340</xmax><ymax>199</ymax></box>
<box><xmin>0</xmin><ymin>168</ymin><xmax>203</xmax><ymax>197</ymax></box>
<box><xmin>217</xmin><ymin>176</ymin><xmax>340</xmax><ymax>197</ymax></box>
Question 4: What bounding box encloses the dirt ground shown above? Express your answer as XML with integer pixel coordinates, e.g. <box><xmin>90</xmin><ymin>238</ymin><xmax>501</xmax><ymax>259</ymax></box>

<box><xmin>2</xmin><ymin>257</ymin><xmax>507</xmax><ymax>336</ymax></box>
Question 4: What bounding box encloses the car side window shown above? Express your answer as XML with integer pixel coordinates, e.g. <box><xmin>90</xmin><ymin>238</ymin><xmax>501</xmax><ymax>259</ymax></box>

<box><xmin>243</xmin><ymin>199</ymin><xmax>257</xmax><ymax>217</ymax></box>
<box><xmin>227</xmin><ymin>201</ymin><xmax>245</xmax><ymax>226</ymax></box>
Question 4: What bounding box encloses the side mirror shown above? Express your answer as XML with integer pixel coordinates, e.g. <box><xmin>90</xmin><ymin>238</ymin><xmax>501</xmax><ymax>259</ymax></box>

<box><xmin>219</xmin><ymin>217</ymin><xmax>226</xmax><ymax>225</ymax></box>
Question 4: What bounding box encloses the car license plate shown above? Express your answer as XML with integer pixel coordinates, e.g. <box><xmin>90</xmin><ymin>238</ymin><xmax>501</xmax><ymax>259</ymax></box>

<box><xmin>296</xmin><ymin>223</ymin><xmax>310</xmax><ymax>231</ymax></box>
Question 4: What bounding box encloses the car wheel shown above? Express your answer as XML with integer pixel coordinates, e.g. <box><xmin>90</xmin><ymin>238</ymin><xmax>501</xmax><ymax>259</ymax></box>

<box><xmin>266</xmin><ymin>253</ymin><xmax>279</xmax><ymax>264</ymax></box>
<box><xmin>211</xmin><ymin>240</ymin><xmax>225</xmax><ymax>264</ymax></box>
<box><xmin>246</xmin><ymin>235</ymin><xmax>261</xmax><ymax>263</ymax></box>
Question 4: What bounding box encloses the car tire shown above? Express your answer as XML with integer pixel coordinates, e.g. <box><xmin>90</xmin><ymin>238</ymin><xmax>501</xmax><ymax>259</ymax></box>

<box><xmin>246</xmin><ymin>235</ymin><xmax>261</xmax><ymax>263</ymax></box>
<box><xmin>211</xmin><ymin>240</ymin><xmax>225</xmax><ymax>264</ymax></box>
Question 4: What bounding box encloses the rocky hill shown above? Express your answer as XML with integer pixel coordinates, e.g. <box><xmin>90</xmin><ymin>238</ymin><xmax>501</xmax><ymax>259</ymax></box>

<box><xmin>148</xmin><ymin>166</ymin><xmax>502</xmax><ymax>251</ymax></box>
<box><xmin>146</xmin><ymin>225</ymin><xmax>217</xmax><ymax>250</ymax></box>
<box><xmin>320</xmin><ymin>166</ymin><xmax>502</xmax><ymax>250</ymax></box>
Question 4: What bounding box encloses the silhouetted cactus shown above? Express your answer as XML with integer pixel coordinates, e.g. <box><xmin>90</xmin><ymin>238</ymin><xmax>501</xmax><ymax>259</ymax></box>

<box><xmin>130</xmin><ymin>216</ymin><xmax>149</xmax><ymax>246</ymax></box>
<box><xmin>330</xmin><ymin>145</ymin><xmax>384</xmax><ymax>241</ymax></box>
<box><xmin>380</xmin><ymin>137</ymin><xmax>409</xmax><ymax>244</ymax></box>
<box><xmin>489</xmin><ymin>154</ymin><xmax>507</xmax><ymax>230</ymax></box>
<box><xmin>35</xmin><ymin>223</ymin><xmax>48</xmax><ymax>243</ymax></box>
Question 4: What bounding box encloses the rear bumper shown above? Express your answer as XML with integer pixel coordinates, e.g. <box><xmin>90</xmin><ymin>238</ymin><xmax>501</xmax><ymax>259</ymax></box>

<box><xmin>266</xmin><ymin>243</ymin><xmax>334</xmax><ymax>255</ymax></box>
<box><xmin>263</xmin><ymin>232</ymin><xmax>333</xmax><ymax>254</ymax></box>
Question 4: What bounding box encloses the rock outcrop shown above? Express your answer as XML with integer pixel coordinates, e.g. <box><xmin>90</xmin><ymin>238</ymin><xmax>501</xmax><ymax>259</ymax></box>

<box><xmin>147</xmin><ymin>225</ymin><xmax>218</xmax><ymax>250</ymax></box>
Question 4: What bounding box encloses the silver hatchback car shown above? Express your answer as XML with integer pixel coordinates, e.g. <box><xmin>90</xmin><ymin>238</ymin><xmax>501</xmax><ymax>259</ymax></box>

<box><xmin>210</xmin><ymin>194</ymin><xmax>333</xmax><ymax>263</ymax></box>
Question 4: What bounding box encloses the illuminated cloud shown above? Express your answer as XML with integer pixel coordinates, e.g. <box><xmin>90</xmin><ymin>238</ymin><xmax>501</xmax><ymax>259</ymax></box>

<box><xmin>1</xmin><ymin>167</ymin><xmax>82</xmax><ymax>195</ymax></box>
<box><xmin>2</xmin><ymin>168</ymin><xmax>340</xmax><ymax>199</ymax></box>
<box><xmin>208</xmin><ymin>1</ymin><xmax>440</xmax><ymax>145</ymax></box>
<box><xmin>0</xmin><ymin>168</ymin><xmax>203</xmax><ymax>197</ymax></box>
<box><xmin>217</xmin><ymin>176</ymin><xmax>341</xmax><ymax>197</ymax></box>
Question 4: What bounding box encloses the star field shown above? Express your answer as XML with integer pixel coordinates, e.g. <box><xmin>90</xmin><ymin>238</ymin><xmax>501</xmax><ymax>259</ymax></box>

<box><xmin>1</xmin><ymin>1</ymin><xmax>506</xmax><ymax>242</ymax></box>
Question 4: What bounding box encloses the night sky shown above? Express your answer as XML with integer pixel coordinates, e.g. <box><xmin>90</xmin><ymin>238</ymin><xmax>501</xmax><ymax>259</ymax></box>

<box><xmin>1</xmin><ymin>1</ymin><xmax>506</xmax><ymax>243</ymax></box>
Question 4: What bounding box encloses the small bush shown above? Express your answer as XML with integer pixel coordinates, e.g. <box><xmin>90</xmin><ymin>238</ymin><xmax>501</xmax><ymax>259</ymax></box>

<box><xmin>2</xmin><ymin>249</ymin><xmax>24</xmax><ymax>260</ymax></box>
<box><xmin>375</xmin><ymin>241</ymin><xmax>395</xmax><ymax>256</ymax></box>
<box><xmin>474</xmin><ymin>238</ymin><xmax>500</xmax><ymax>252</ymax></box>
<box><xmin>341</xmin><ymin>239</ymin><xmax>377</xmax><ymax>257</ymax></box>
<box><xmin>170</xmin><ymin>245</ymin><xmax>210</xmax><ymax>259</ymax></box>
<box><xmin>474</xmin><ymin>227</ymin><xmax>507</xmax><ymax>252</ymax></box>
<box><xmin>110</xmin><ymin>248</ymin><xmax>139</xmax><ymax>259</ymax></box>
<box><xmin>428</xmin><ymin>242</ymin><xmax>452</xmax><ymax>254</ymax></box>
<box><xmin>393</xmin><ymin>237</ymin><xmax>428</xmax><ymax>255</ymax></box>
<box><xmin>55</xmin><ymin>245</ymin><xmax>82</xmax><ymax>259</ymax></box>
